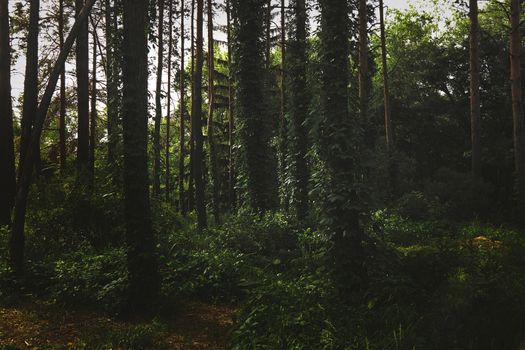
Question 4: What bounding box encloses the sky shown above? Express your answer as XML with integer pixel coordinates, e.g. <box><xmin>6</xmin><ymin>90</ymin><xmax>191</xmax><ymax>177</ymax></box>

<box><xmin>7</xmin><ymin>0</ymin><xmax>428</xmax><ymax>110</ymax></box>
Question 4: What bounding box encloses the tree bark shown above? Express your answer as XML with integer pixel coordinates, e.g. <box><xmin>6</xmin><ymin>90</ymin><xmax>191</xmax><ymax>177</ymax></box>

<box><xmin>226</xmin><ymin>0</ymin><xmax>235</xmax><ymax>209</ymax></box>
<box><xmin>59</xmin><ymin>0</ymin><xmax>67</xmax><ymax>171</ymax></box>
<box><xmin>90</xmin><ymin>19</ymin><xmax>98</xmax><ymax>177</ymax></box>
<box><xmin>153</xmin><ymin>0</ymin><xmax>165</xmax><ymax>197</ymax></box>
<box><xmin>380</xmin><ymin>0</ymin><xmax>393</xmax><ymax>151</ymax></box>
<box><xmin>166</xmin><ymin>0</ymin><xmax>173</xmax><ymax>202</ymax></box>
<box><xmin>0</xmin><ymin>0</ymin><xmax>16</xmax><ymax>227</ymax></box>
<box><xmin>192</xmin><ymin>0</ymin><xmax>207</xmax><ymax>230</ymax></box>
<box><xmin>19</xmin><ymin>0</ymin><xmax>41</xmax><ymax>179</ymax></box>
<box><xmin>470</xmin><ymin>0</ymin><xmax>481</xmax><ymax>178</ymax></box>
<box><xmin>76</xmin><ymin>0</ymin><xmax>90</xmax><ymax>173</ymax></box>
<box><xmin>207</xmin><ymin>0</ymin><xmax>221</xmax><ymax>223</ymax></box>
<box><xmin>10</xmin><ymin>0</ymin><xmax>98</xmax><ymax>275</ymax></box>
<box><xmin>358</xmin><ymin>0</ymin><xmax>368</xmax><ymax>121</ymax></box>
<box><xmin>510</xmin><ymin>0</ymin><xmax>525</xmax><ymax>218</ymax></box>
<box><xmin>106</xmin><ymin>0</ymin><xmax>120</xmax><ymax>173</ymax></box>
<box><xmin>188</xmin><ymin>0</ymin><xmax>196</xmax><ymax>211</ymax></box>
<box><xmin>122</xmin><ymin>0</ymin><xmax>160</xmax><ymax>313</ymax></box>
<box><xmin>179</xmin><ymin>0</ymin><xmax>187</xmax><ymax>214</ymax></box>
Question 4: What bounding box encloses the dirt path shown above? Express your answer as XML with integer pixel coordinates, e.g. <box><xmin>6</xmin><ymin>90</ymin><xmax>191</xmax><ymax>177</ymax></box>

<box><xmin>0</xmin><ymin>302</ymin><xmax>237</xmax><ymax>349</ymax></box>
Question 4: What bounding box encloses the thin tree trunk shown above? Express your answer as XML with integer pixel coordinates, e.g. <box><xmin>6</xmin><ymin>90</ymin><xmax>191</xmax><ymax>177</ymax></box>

<box><xmin>19</xmin><ymin>0</ymin><xmax>40</xmax><ymax>180</ymax></box>
<box><xmin>510</xmin><ymin>0</ymin><xmax>525</xmax><ymax>218</ymax></box>
<box><xmin>193</xmin><ymin>0</ymin><xmax>207</xmax><ymax>230</ymax></box>
<box><xmin>154</xmin><ymin>0</ymin><xmax>165</xmax><ymax>197</ymax></box>
<box><xmin>265</xmin><ymin>0</ymin><xmax>271</xmax><ymax>69</ymax></box>
<box><xmin>106</xmin><ymin>0</ymin><xmax>119</xmax><ymax>171</ymax></box>
<box><xmin>279</xmin><ymin>0</ymin><xmax>288</xmax><ymax>210</ymax></box>
<box><xmin>470</xmin><ymin>0</ymin><xmax>481</xmax><ymax>178</ymax></box>
<box><xmin>90</xmin><ymin>20</ymin><xmax>97</xmax><ymax>177</ymax></box>
<box><xmin>10</xmin><ymin>0</ymin><xmax>98</xmax><ymax>275</ymax></box>
<box><xmin>358</xmin><ymin>0</ymin><xmax>368</xmax><ymax>121</ymax></box>
<box><xmin>188</xmin><ymin>0</ymin><xmax>195</xmax><ymax>211</ymax></box>
<box><xmin>226</xmin><ymin>0</ymin><xmax>235</xmax><ymax>209</ymax></box>
<box><xmin>122</xmin><ymin>0</ymin><xmax>160</xmax><ymax>313</ymax></box>
<box><xmin>76</xmin><ymin>0</ymin><xmax>90</xmax><ymax>173</ymax></box>
<box><xmin>289</xmin><ymin>0</ymin><xmax>309</xmax><ymax>221</ymax></box>
<box><xmin>380</xmin><ymin>0</ymin><xmax>393</xmax><ymax>151</ymax></box>
<box><xmin>166</xmin><ymin>0</ymin><xmax>173</xmax><ymax>202</ymax></box>
<box><xmin>179</xmin><ymin>0</ymin><xmax>187</xmax><ymax>214</ymax></box>
<box><xmin>207</xmin><ymin>0</ymin><xmax>221</xmax><ymax>223</ymax></box>
<box><xmin>59</xmin><ymin>0</ymin><xmax>67</xmax><ymax>171</ymax></box>
<box><xmin>0</xmin><ymin>0</ymin><xmax>16</xmax><ymax>227</ymax></box>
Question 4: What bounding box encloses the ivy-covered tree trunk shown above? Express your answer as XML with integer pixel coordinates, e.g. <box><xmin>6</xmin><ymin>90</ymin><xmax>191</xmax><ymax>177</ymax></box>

<box><xmin>510</xmin><ymin>0</ymin><xmax>525</xmax><ymax>219</ymax></box>
<box><xmin>207</xmin><ymin>0</ymin><xmax>221</xmax><ymax>224</ymax></box>
<box><xmin>19</xmin><ymin>0</ymin><xmax>41</xmax><ymax>179</ymax></box>
<box><xmin>379</xmin><ymin>0</ymin><xmax>393</xmax><ymax>151</ymax></box>
<box><xmin>358</xmin><ymin>0</ymin><xmax>368</xmax><ymax>121</ymax></box>
<box><xmin>226</xmin><ymin>0</ymin><xmax>235</xmax><ymax>209</ymax></box>
<box><xmin>11</xmin><ymin>0</ymin><xmax>97</xmax><ymax>275</ymax></box>
<box><xmin>59</xmin><ymin>0</ymin><xmax>67</xmax><ymax>171</ymax></box>
<box><xmin>192</xmin><ymin>0</ymin><xmax>207</xmax><ymax>230</ymax></box>
<box><xmin>90</xmin><ymin>24</ymin><xmax>97</xmax><ymax>177</ymax></box>
<box><xmin>319</xmin><ymin>0</ymin><xmax>366</xmax><ymax>295</ymax></box>
<box><xmin>76</xmin><ymin>0</ymin><xmax>90</xmax><ymax>173</ymax></box>
<box><xmin>166</xmin><ymin>0</ymin><xmax>173</xmax><ymax>202</ymax></box>
<box><xmin>232</xmin><ymin>0</ymin><xmax>279</xmax><ymax>213</ymax></box>
<box><xmin>153</xmin><ymin>0</ymin><xmax>165</xmax><ymax>197</ymax></box>
<box><xmin>469</xmin><ymin>0</ymin><xmax>481</xmax><ymax>178</ymax></box>
<box><xmin>122</xmin><ymin>0</ymin><xmax>160</xmax><ymax>313</ymax></box>
<box><xmin>106</xmin><ymin>0</ymin><xmax>121</xmax><ymax>175</ymax></box>
<box><xmin>0</xmin><ymin>0</ymin><xmax>16</xmax><ymax>227</ymax></box>
<box><xmin>288</xmin><ymin>0</ymin><xmax>309</xmax><ymax>221</ymax></box>
<box><xmin>179</xmin><ymin>0</ymin><xmax>187</xmax><ymax>214</ymax></box>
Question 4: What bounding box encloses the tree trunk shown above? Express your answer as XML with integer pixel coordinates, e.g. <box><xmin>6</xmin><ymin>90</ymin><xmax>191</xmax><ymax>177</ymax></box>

<box><xmin>76</xmin><ymin>0</ymin><xmax>90</xmax><ymax>174</ymax></box>
<box><xmin>153</xmin><ymin>0</ymin><xmax>165</xmax><ymax>197</ymax></box>
<box><xmin>10</xmin><ymin>0</ymin><xmax>98</xmax><ymax>275</ymax></box>
<box><xmin>358</xmin><ymin>0</ymin><xmax>368</xmax><ymax>121</ymax></box>
<box><xmin>90</xmin><ymin>21</ymin><xmax>97</xmax><ymax>177</ymax></box>
<box><xmin>166</xmin><ymin>0</ymin><xmax>173</xmax><ymax>202</ymax></box>
<box><xmin>192</xmin><ymin>0</ymin><xmax>207</xmax><ymax>230</ymax></box>
<box><xmin>470</xmin><ymin>0</ymin><xmax>481</xmax><ymax>178</ymax></box>
<box><xmin>179</xmin><ymin>0</ymin><xmax>187</xmax><ymax>214</ymax></box>
<box><xmin>289</xmin><ymin>0</ymin><xmax>309</xmax><ymax>221</ymax></box>
<box><xmin>122</xmin><ymin>0</ymin><xmax>160</xmax><ymax>313</ymax></box>
<box><xmin>207</xmin><ymin>0</ymin><xmax>221</xmax><ymax>224</ymax></box>
<box><xmin>19</xmin><ymin>0</ymin><xmax>40</xmax><ymax>179</ymax></box>
<box><xmin>59</xmin><ymin>0</ymin><xmax>67</xmax><ymax>171</ymax></box>
<box><xmin>379</xmin><ymin>0</ymin><xmax>393</xmax><ymax>151</ymax></box>
<box><xmin>510</xmin><ymin>0</ymin><xmax>525</xmax><ymax>218</ymax></box>
<box><xmin>106</xmin><ymin>0</ymin><xmax>120</xmax><ymax>173</ymax></box>
<box><xmin>188</xmin><ymin>0</ymin><xmax>196</xmax><ymax>211</ymax></box>
<box><xmin>0</xmin><ymin>0</ymin><xmax>16</xmax><ymax>227</ymax></box>
<box><xmin>265</xmin><ymin>0</ymin><xmax>271</xmax><ymax>69</ymax></box>
<box><xmin>226</xmin><ymin>0</ymin><xmax>235</xmax><ymax>209</ymax></box>
<box><xmin>319</xmin><ymin>0</ymin><xmax>366</xmax><ymax>295</ymax></box>
<box><xmin>279</xmin><ymin>0</ymin><xmax>289</xmax><ymax>210</ymax></box>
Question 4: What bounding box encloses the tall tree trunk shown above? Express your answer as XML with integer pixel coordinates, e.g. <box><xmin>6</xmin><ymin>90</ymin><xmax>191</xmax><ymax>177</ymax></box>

<box><xmin>358</xmin><ymin>0</ymin><xmax>368</xmax><ymax>121</ymax></box>
<box><xmin>289</xmin><ymin>0</ymin><xmax>309</xmax><ymax>221</ymax></box>
<box><xmin>106</xmin><ymin>0</ymin><xmax>120</xmax><ymax>173</ymax></box>
<box><xmin>0</xmin><ymin>0</ymin><xmax>16</xmax><ymax>227</ymax></box>
<box><xmin>59</xmin><ymin>0</ymin><xmax>67</xmax><ymax>171</ymax></box>
<box><xmin>207</xmin><ymin>0</ymin><xmax>221</xmax><ymax>223</ymax></box>
<box><xmin>265</xmin><ymin>0</ymin><xmax>271</xmax><ymax>69</ymax></box>
<box><xmin>166</xmin><ymin>0</ymin><xmax>173</xmax><ymax>202</ymax></box>
<box><xmin>470</xmin><ymin>0</ymin><xmax>481</xmax><ymax>178</ymax></box>
<box><xmin>233</xmin><ymin>0</ymin><xmax>279</xmax><ymax>212</ymax></box>
<box><xmin>122</xmin><ymin>0</ymin><xmax>160</xmax><ymax>313</ymax></box>
<box><xmin>188</xmin><ymin>0</ymin><xmax>196</xmax><ymax>210</ymax></box>
<box><xmin>319</xmin><ymin>0</ymin><xmax>366</xmax><ymax>295</ymax></box>
<box><xmin>90</xmin><ymin>21</ymin><xmax>97</xmax><ymax>177</ymax></box>
<box><xmin>510</xmin><ymin>0</ymin><xmax>525</xmax><ymax>218</ymax></box>
<box><xmin>226</xmin><ymin>0</ymin><xmax>235</xmax><ymax>209</ymax></box>
<box><xmin>192</xmin><ymin>0</ymin><xmax>207</xmax><ymax>230</ymax></box>
<box><xmin>76</xmin><ymin>0</ymin><xmax>90</xmax><ymax>173</ymax></box>
<box><xmin>19</xmin><ymin>0</ymin><xmax>40</xmax><ymax>179</ymax></box>
<box><xmin>279</xmin><ymin>0</ymin><xmax>289</xmax><ymax>211</ymax></box>
<box><xmin>153</xmin><ymin>0</ymin><xmax>165</xmax><ymax>197</ymax></box>
<box><xmin>379</xmin><ymin>0</ymin><xmax>393</xmax><ymax>151</ymax></box>
<box><xmin>179</xmin><ymin>0</ymin><xmax>187</xmax><ymax>214</ymax></box>
<box><xmin>10</xmin><ymin>0</ymin><xmax>98</xmax><ymax>275</ymax></box>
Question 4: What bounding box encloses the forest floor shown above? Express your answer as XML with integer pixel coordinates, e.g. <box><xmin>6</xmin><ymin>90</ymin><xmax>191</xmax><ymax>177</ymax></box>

<box><xmin>0</xmin><ymin>301</ymin><xmax>237</xmax><ymax>349</ymax></box>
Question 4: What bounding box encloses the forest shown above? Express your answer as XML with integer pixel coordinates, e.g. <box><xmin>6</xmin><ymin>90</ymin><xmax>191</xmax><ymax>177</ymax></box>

<box><xmin>1</xmin><ymin>0</ymin><xmax>525</xmax><ymax>348</ymax></box>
